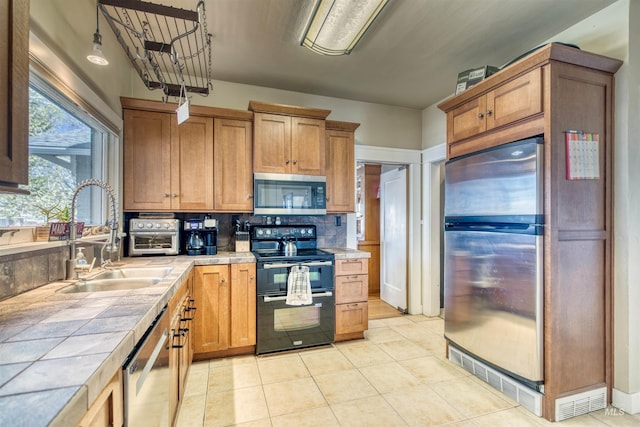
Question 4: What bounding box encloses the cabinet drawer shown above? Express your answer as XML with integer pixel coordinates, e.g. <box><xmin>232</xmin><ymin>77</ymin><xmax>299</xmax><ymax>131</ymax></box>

<box><xmin>335</xmin><ymin>274</ymin><xmax>368</xmax><ymax>304</ymax></box>
<box><xmin>335</xmin><ymin>258</ymin><xmax>368</xmax><ymax>276</ymax></box>
<box><xmin>335</xmin><ymin>302</ymin><xmax>368</xmax><ymax>335</ymax></box>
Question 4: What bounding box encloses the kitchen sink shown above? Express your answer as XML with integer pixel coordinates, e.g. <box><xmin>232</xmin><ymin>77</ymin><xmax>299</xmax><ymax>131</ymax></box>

<box><xmin>59</xmin><ymin>266</ymin><xmax>174</xmax><ymax>293</ymax></box>
<box><xmin>60</xmin><ymin>278</ymin><xmax>163</xmax><ymax>293</ymax></box>
<box><xmin>89</xmin><ymin>267</ymin><xmax>174</xmax><ymax>280</ymax></box>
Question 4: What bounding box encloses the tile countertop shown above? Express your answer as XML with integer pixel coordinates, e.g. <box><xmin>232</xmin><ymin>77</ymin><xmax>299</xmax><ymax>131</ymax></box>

<box><xmin>0</xmin><ymin>252</ymin><xmax>254</xmax><ymax>427</ymax></box>
<box><xmin>323</xmin><ymin>248</ymin><xmax>371</xmax><ymax>259</ymax></box>
<box><xmin>0</xmin><ymin>248</ymin><xmax>367</xmax><ymax>426</ymax></box>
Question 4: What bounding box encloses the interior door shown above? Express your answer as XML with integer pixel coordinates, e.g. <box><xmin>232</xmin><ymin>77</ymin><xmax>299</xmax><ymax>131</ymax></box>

<box><xmin>380</xmin><ymin>167</ymin><xmax>407</xmax><ymax>312</ymax></box>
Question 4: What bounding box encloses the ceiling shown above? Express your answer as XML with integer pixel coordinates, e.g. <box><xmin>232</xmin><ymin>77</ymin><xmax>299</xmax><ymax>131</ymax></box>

<box><xmin>143</xmin><ymin>0</ymin><xmax>616</xmax><ymax>110</ymax></box>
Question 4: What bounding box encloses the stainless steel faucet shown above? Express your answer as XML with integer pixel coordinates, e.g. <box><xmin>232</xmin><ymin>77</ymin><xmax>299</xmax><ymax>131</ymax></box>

<box><xmin>66</xmin><ymin>179</ymin><xmax>119</xmax><ymax>279</ymax></box>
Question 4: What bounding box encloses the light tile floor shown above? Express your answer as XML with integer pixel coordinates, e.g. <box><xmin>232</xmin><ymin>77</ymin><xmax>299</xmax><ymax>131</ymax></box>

<box><xmin>177</xmin><ymin>315</ymin><xmax>640</xmax><ymax>426</ymax></box>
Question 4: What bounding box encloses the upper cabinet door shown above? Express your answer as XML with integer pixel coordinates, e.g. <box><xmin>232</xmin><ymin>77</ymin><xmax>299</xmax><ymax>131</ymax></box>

<box><xmin>214</xmin><ymin>118</ymin><xmax>253</xmax><ymax>212</ymax></box>
<box><xmin>326</xmin><ymin>128</ymin><xmax>355</xmax><ymax>212</ymax></box>
<box><xmin>0</xmin><ymin>0</ymin><xmax>29</xmax><ymax>192</ymax></box>
<box><xmin>123</xmin><ymin>109</ymin><xmax>173</xmax><ymax>211</ymax></box>
<box><xmin>253</xmin><ymin>113</ymin><xmax>291</xmax><ymax>174</ymax></box>
<box><xmin>291</xmin><ymin>117</ymin><xmax>326</xmax><ymax>176</ymax></box>
<box><xmin>171</xmin><ymin>116</ymin><xmax>214</xmax><ymax>211</ymax></box>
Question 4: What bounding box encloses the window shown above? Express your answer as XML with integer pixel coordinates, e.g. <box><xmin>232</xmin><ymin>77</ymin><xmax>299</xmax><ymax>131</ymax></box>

<box><xmin>0</xmin><ymin>75</ymin><xmax>113</xmax><ymax>227</ymax></box>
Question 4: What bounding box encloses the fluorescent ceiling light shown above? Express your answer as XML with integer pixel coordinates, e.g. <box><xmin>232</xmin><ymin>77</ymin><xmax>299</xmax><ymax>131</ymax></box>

<box><xmin>301</xmin><ymin>0</ymin><xmax>389</xmax><ymax>56</ymax></box>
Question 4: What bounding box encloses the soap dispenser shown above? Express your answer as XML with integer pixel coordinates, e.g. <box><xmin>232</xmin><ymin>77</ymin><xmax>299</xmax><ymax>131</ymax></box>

<box><xmin>76</xmin><ymin>247</ymin><xmax>87</xmax><ymax>266</ymax></box>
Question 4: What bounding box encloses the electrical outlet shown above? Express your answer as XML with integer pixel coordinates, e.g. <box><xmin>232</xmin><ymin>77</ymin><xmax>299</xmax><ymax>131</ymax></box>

<box><xmin>335</xmin><ymin>216</ymin><xmax>341</xmax><ymax>226</ymax></box>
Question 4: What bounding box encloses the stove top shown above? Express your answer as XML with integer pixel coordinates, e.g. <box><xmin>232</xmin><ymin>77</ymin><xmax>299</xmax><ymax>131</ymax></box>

<box><xmin>253</xmin><ymin>248</ymin><xmax>333</xmax><ymax>260</ymax></box>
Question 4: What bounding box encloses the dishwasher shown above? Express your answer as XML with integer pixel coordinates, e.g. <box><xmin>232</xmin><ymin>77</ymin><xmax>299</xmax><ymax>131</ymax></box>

<box><xmin>123</xmin><ymin>306</ymin><xmax>171</xmax><ymax>426</ymax></box>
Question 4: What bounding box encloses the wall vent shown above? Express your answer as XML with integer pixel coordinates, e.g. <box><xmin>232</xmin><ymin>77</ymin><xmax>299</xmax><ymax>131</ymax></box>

<box><xmin>555</xmin><ymin>387</ymin><xmax>607</xmax><ymax>421</ymax></box>
<box><xmin>448</xmin><ymin>345</ymin><xmax>542</xmax><ymax>416</ymax></box>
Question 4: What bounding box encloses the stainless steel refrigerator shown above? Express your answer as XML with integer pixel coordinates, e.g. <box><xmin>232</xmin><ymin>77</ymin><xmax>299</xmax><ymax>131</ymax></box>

<box><xmin>444</xmin><ymin>136</ymin><xmax>544</xmax><ymax>388</ymax></box>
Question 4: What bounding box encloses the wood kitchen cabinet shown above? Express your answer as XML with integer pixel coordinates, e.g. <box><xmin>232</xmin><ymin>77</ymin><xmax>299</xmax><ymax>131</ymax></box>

<box><xmin>121</xmin><ymin>97</ymin><xmax>253</xmax><ymax>213</ymax></box>
<box><xmin>230</xmin><ymin>263</ymin><xmax>256</xmax><ymax>348</ymax></box>
<box><xmin>168</xmin><ymin>271</ymin><xmax>194</xmax><ymax>425</ymax></box>
<box><xmin>0</xmin><ymin>0</ymin><xmax>29</xmax><ymax>193</ymax></box>
<box><xmin>326</xmin><ymin>120</ymin><xmax>359</xmax><ymax>213</ymax></box>
<box><xmin>122</xmin><ymin>108</ymin><xmax>213</xmax><ymax>211</ymax></box>
<box><xmin>214</xmin><ymin>118</ymin><xmax>253</xmax><ymax>211</ymax></box>
<box><xmin>77</xmin><ymin>370</ymin><xmax>123</xmax><ymax>427</ymax></box>
<box><xmin>193</xmin><ymin>263</ymin><xmax>256</xmax><ymax>359</ymax></box>
<box><xmin>445</xmin><ymin>68</ymin><xmax>542</xmax><ymax>153</ymax></box>
<box><xmin>250</xmin><ymin>101</ymin><xmax>331</xmax><ymax>176</ymax></box>
<box><xmin>334</xmin><ymin>258</ymin><xmax>369</xmax><ymax>341</ymax></box>
<box><xmin>438</xmin><ymin>43</ymin><xmax>622</xmax><ymax>421</ymax></box>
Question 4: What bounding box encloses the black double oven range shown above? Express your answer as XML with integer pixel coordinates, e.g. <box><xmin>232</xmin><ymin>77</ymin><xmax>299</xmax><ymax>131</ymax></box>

<box><xmin>251</xmin><ymin>225</ymin><xmax>335</xmax><ymax>354</ymax></box>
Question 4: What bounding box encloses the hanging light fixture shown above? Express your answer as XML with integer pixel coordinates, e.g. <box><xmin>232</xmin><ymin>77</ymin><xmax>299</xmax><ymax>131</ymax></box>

<box><xmin>87</xmin><ymin>2</ymin><xmax>109</xmax><ymax>65</ymax></box>
<box><xmin>301</xmin><ymin>0</ymin><xmax>389</xmax><ymax>56</ymax></box>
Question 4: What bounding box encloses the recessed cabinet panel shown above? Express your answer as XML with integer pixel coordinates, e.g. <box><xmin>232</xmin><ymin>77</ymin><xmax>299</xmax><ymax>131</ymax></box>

<box><xmin>214</xmin><ymin>118</ymin><xmax>253</xmax><ymax>211</ymax></box>
<box><xmin>254</xmin><ymin>113</ymin><xmax>291</xmax><ymax>174</ymax></box>
<box><xmin>326</xmin><ymin>129</ymin><xmax>355</xmax><ymax>213</ymax></box>
<box><xmin>123</xmin><ymin>110</ymin><xmax>173</xmax><ymax>211</ymax></box>
<box><xmin>0</xmin><ymin>0</ymin><xmax>29</xmax><ymax>191</ymax></box>
<box><xmin>172</xmin><ymin>116</ymin><xmax>214</xmax><ymax>211</ymax></box>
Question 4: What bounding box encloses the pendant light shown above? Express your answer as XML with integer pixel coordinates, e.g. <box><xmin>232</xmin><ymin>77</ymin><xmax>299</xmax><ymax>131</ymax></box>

<box><xmin>87</xmin><ymin>2</ymin><xmax>109</xmax><ymax>66</ymax></box>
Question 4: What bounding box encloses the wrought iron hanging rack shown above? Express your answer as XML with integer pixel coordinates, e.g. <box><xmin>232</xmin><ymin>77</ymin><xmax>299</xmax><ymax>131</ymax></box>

<box><xmin>98</xmin><ymin>0</ymin><xmax>212</xmax><ymax>100</ymax></box>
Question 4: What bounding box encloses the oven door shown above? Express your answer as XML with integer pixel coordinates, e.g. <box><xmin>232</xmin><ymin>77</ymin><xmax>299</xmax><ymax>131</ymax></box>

<box><xmin>129</xmin><ymin>232</ymin><xmax>179</xmax><ymax>256</ymax></box>
<box><xmin>257</xmin><ymin>290</ymin><xmax>335</xmax><ymax>354</ymax></box>
<box><xmin>257</xmin><ymin>260</ymin><xmax>334</xmax><ymax>294</ymax></box>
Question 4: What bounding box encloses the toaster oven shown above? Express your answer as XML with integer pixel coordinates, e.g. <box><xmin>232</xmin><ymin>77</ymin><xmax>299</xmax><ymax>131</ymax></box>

<box><xmin>129</xmin><ymin>218</ymin><xmax>181</xmax><ymax>256</ymax></box>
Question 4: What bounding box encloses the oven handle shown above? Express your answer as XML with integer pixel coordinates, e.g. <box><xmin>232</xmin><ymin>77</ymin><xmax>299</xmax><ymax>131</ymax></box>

<box><xmin>263</xmin><ymin>291</ymin><xmax>333</xmax><ymax>302</ymax></box>
<box><xmin>263</xmin><ymin>261</ymin><xmax>333</xmax><ymax>269</ymax></box>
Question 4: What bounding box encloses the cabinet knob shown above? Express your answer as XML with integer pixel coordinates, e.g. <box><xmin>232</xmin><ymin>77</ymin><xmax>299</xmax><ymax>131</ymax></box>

<box><xmin>478</xmin><ymin>113</ymin><xmax>484</xmax><ymax>119</ymax></box>
<box><xmin>249</xmin><ymin>275</ymin><xmax>254</xmax><ymax>280</ymax></box>
<box><xmin>247</xmin><ymin>194</ymin><xmax>254</xmax><ymax>199</ymax></box>
<box><xmin>221</xmin><ymin>278</ymin><xmax>226</xmax><ymax>283</ymax></box>
<box><xmin>486</xmin><ymin>109</ymin><xmax>493</xmax><ymax>116</ymax></box>
<box><xmin>163</xmin><ymin>193</ymin><xmax>170</xmax><ymax>198</ymax></box>
<box><xmin>285</xmin><ymin>159</ymin><xmax>290</xmax><ymax>164</ymax></box>
<box><xmin>172</xmin><ymin>193</ymin><xmax>178</xmax><ymax>198</ymax></box>
<box><xmin>292</xmin><ymin>160</ymin><xmax>297</xmax><ymax>165</ymax></box>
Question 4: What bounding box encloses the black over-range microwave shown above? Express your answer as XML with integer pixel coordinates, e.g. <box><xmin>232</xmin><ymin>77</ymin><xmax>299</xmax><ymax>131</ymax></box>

<box><xmin>253</xmin><ymin>173</ymin><xmax>326</xmax><ymax>215</ymax></box>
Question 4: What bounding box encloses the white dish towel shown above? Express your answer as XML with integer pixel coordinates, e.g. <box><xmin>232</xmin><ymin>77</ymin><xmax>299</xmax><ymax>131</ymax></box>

<box><xmin>286</xmin><ymin>265</ymin><xmax>312</xmax><ymax>306</ymax></box>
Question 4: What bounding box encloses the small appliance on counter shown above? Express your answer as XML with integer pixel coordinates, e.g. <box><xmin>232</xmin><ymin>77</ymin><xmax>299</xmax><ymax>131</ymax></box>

<box><xmin>203</xmin><ymin>216</ymin><xmax>218</xmax><ymax>255</ymax></box>
<box><xmin>184</xmin><ymin>218</ymin><xmax>204</xmax><ymax>256</ymax></box>
<box><xmin>128</xmin><ymin>215</ymin><xmax>181</xmax><ymax>256</ymax></box>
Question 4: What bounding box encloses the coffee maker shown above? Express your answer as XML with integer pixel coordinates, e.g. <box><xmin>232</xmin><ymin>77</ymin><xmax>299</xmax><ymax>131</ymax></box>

<box><xmin>203</xmin><ymin>216</ymin><xmax>217</xmax><ymax>255</ymax></box>
<box><xmin>184</xmin><ymin>219</ymin><xmax>204</xmax><ymax>256</ymax></box>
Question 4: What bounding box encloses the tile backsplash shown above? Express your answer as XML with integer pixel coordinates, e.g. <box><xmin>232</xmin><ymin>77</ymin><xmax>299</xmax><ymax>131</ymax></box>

<box><xmin>123</xmin><ymin>213</ymin><xmax>347</xmax><ymax>253</ymax></box>
<box><xmin>0</xmin><ymin>247</ymin><xmax>67</xmax><ymax>301</ymax></box>
<box><xmin>0</xmin><ymin>213</ymin><xmax>348</xmax><ymax>301</ymax></box>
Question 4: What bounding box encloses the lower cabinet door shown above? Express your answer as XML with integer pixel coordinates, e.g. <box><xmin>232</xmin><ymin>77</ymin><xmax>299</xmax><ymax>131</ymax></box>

<box><xmin>193</xmin><ymin>265</ymin><xmax>230</xmax><ymax>354</ymax></box>
<box><xmin>335</xmin><ymin>302</ymin><xmax>369</xmax><ymax>335</ymax></box>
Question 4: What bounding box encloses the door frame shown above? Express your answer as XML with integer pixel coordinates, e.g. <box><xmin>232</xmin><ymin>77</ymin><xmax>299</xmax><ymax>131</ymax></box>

<box><xmin>354</xmin><ymin>145</ymin><xmax>421</xmax><ymax>314</ymax></box>
<box><xmin>421</xmin><ymin>143</ymin><xmax>446</xmax><ymax>316</ymax></box>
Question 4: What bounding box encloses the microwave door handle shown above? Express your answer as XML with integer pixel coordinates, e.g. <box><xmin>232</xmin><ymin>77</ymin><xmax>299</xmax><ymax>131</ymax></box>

<box><xmin>263</xmin><ymin>291</ymin><xmax>333</xmax><ymax>303</ymax></box>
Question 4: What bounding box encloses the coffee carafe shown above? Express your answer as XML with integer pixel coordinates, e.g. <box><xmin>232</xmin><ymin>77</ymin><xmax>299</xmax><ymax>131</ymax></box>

<box><xmin>184</xmin><ymin>219</ymin><xmax>204</xmax><ymax>256</ymax></box>
<box><xmin>203</xmin><ymin>216</ymin><xmax>218</xmax><ymax>255</ymax></box>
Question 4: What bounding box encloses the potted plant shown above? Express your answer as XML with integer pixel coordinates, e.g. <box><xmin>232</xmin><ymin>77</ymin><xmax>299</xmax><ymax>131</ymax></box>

<box><xmin>35</xmin><ymin>203</ymin><xmax>70</xmax><ymax>241</ymax></box>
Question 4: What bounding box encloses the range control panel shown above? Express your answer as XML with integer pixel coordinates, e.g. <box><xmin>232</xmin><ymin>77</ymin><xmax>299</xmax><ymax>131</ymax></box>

<box><xmin>251</xmin><ymin>225</ymin><xmax>316</xmax><ymax>240</ymax></box>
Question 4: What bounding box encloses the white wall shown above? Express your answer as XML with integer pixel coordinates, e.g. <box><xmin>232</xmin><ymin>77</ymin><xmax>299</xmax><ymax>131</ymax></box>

<box><xmin>29</xmin><ymin>0</ymin><xmax>132</xmax><ymax>116</ymax></box>
<box><xmin>131</xmin><ymin>78</ymin><xmax>423</xmax><ymax>150</ymax></box>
